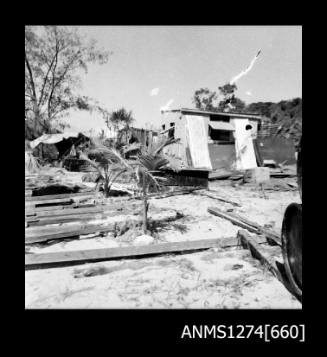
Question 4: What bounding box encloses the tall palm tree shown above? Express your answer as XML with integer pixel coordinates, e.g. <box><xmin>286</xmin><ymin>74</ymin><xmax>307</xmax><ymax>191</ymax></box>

<box><xmin>109</xmin><ymin>108</ymin><xmax>135</xmax><ymax>138</ymax></box>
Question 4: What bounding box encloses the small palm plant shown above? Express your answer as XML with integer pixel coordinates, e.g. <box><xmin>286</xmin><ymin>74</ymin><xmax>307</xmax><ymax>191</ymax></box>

<box><xmin>79</xmin><ymin>136</ymin><xmax>182</xmax><ymax>234</ymax></box>
<box><xmin>78</xmin><ymin>137</ymin><xmax>132</xmax><ymax>197</ymax></box>
<box><xmin>135</xmin><ymin>137</ymin><xmax>182</xmax><ymax>233</ymax></box>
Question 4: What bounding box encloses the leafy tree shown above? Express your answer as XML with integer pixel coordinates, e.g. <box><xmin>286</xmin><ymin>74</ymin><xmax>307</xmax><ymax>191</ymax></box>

<box><xmin>218</xmin><ymin>83</ymin><xmax>237</xmax><ymax>97</ymax></box>
<box><xmin>192</xmin><ymin>83</ymin><xmax>246</xmax><ymax>112</ymax></box>
<box><xmin>25</xmin><ymin>26</ymin><xmax>111</xmax><ymax>139</ymax></box>
<box><xmin>192</xmin><ymin>88</ymin><xmax>218</xmax><ymax>111</ymax></box>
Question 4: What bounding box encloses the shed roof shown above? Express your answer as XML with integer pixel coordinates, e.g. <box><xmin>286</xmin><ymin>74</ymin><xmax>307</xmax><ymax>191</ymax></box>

<box><xmin>164</xmin><ymin>108</ymin><xmax>262</xmax><ymax>121</ymax></box>
<box><xmin>30</xmin><ymin>131</ymin><xmax>87</xmax><ymax>149</ymax></box>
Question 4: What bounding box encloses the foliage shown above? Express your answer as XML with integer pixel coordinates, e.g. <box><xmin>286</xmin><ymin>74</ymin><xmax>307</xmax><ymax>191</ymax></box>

<box><xmin>246</xmin><ymin>98</ymin><xmax>302</xmax><ymax>146</ymax></box>
<box><xmin>25</xmin><ymin>26</ymin><xmax>111</xmax><ymax>139</ymax></box>
<box><xmin>25</xmin><ymin>152</ymin><xmax>41</xmax><ymax>174</ymax></box>
<box><xmin>193</xmin><ymin>88</ymin><xmax>219</xmax><ymax>112</ymax></box>
<box><xmin>192</xmin><ymin>83</ymin><xmax>246</xmax><ymax>112</ymax></box>
<box><xmin>192</xmin><ymin>83</ymin><xmax>301</xmax><ymax>145</ymax></box>
<box><xmin>79</xmin><ymin>136</ymin><xmax>181</xmax><ymax>234</ymax></box>
<box><xmin>107</xmin><ymin>107</ymin><xmax>135</xmax><ymax>132</ymax></box>
<box><xmin>78</xmin><ymin>137</ymin><xmax>130</xmax><ymax>197</ymax></box>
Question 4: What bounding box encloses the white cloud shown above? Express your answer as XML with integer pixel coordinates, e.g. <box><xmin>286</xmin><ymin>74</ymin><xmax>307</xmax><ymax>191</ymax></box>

<box><xmin>245</xmin><ymin>91</ymin><xmax>252</xmax><ymax>96</ymax></box>
<box><xmin>160</xmin><ymin>99</ymin><xmax>174</xmax><ymax>113</ymax></box>
<box><xmin>150</xmin><ymin>87</ymin><xmax>160</xmax><ymax>96</ymax></box>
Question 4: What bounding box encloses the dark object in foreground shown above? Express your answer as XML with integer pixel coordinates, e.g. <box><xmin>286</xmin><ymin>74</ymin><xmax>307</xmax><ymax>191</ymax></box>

<box><xmin>281</xmin><ymin>203</ymin><xmax>302</xmax><ymax>299</ymax></box>
<box><xmin>280</xmin><ymin>136</ymin><xmax>302</xmax><ymax>300</ymax></box>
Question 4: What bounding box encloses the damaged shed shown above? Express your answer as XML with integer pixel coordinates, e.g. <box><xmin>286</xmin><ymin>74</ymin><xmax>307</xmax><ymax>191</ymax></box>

<box><xmin>30</xmin><ymin>131</ymin><xmax>90</xmax><ymax>167</ymax></box>
<box><xmin>161</xmin><ymin>108</ymin><xmax>263</xmax><ymax>173</ymax></box>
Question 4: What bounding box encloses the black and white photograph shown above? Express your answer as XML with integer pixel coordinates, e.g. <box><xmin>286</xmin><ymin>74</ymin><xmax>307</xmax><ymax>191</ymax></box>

<box><xmin>25</xmin><ymin>25</ymin><xmax>302</xmax><ymax>310</ymax></box>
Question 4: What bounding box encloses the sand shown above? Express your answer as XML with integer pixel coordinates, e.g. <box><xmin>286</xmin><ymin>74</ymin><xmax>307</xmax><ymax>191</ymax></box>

<box><xmin>25</xmin><ymin>171</ymin><xmax>302</xmax><ymax>309</ymax></box>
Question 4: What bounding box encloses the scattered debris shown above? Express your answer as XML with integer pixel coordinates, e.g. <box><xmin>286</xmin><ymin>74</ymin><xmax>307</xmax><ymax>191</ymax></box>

<box><xmin>208</xmin><ymin>206</ymin><xmax>281</xmax><ymax>246</ymax></box>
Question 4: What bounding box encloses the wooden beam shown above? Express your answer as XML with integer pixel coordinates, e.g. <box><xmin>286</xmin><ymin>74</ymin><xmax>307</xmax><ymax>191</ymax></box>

<box><xmin>25</xmin><ymin>198</ymin><xmax>74</xmax><ymax>207</ymax></box>
<box><xmin>25</xmin><ymin>191</ymin><xmax>95</xmax><ymax>201</ymax></box>
<box><xmin>25</xmin><ymin>203</ymin><xmax>97</xmax><ymax>214</ymax></box>
<box><xmin>25</xmin><ymin>211</ymin><xmax>178</xmax><ymax>244</ymax></box>
<box><xmin>26</xmin><ymin>213</ymin><xmax>122</xmax><ymax>226</ymax></box>
<box><xmin>237</xmin><ymin>230</ymin><xmax>299</xmax><ymax>301</ymax></box>
<box><xmin>25</xmin><ymin>202</ymin><xmax>142</xmax><ymax>218</ymax></box>
<box><xmin>237</xmin><ymin>230</ymin><xmax>282</xmax><ymax>280</ymax></box>
<box><xmin>25</xmin><ymin>221</ymin><xmax>122</xmax><ymax>244</ymax></box>
<box><xmin>208</xmin><ymin>206</ymin><xmax>281</xmax><ymax>246</ymax></box>
<box><xmin>195</xmin><ymin>191</ymin><xmax>241</xmax><ymax>207</ymax></box>
<box><xmin>26</xmin><ymin>207</ymin><xmax>143</xmax><ymax>226</ymax></box>
<box><xmin>25</xmin><ymin>195</ymin><xmax>96</xmax><ymax>207</ymax></box>
<box><xmin>144</xmin><ymin>188</ymin><xmax>202</xmax><ymax>200</ymax></box>
<box><xmin>25</xmin><ymin>236</ymin><xmax>240</xmax><ymax>267</ymax></box>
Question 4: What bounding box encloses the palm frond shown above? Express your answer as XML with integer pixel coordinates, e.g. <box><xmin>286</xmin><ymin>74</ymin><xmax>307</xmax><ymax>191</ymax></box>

<box><xmin>161</xmin><ymin>154</ymin><xmax>184</xmax><ymax>172</ymax></box>
<box><xmin>122</xmin><ymin>142</ymin><xmax>142</xmax><ymax>155</ymax></box>
<box><xmin>137</xmin><ymin>153</ymin><xmax>169</xmax><ymax>171</ymax></box>
<box><xmin>25</xmin><ymin>152</ymin><xmax>41</xmax><ymax>173</ymax></box>
<box><xmin>135</xmin><ymin>166</ymin><xmax>161</xmax><ymax>191</ymax></box>
<box><xmin>150</xmin><ymin>137</ymin><xmax>180</xmax><ymax>156</ymax></box>
<box><xmin>88</xmin><ymin>136</ymin><xmax>131</xmax><ymax>169</ymax></box>
<box><xmin>78</xmin><ymin>151</ymin><xmax>104</xmax><ymax>178</ymax></box>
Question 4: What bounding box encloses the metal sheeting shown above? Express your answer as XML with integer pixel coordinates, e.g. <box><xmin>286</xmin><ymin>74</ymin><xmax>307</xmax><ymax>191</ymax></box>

<box><xmin>209</xmin><ymin>121</ymin><xmax>235</xmax><ymax>131</ymax></box>
<box><xmin>185</xmin><ymin>115</ymin><xmax>212</xmax><ymax>170</ymax></box>
<box><xmin>30</xmin><ymin>132</ymin><xmax>81</xmax><ymax>149</ymax></box>
<box><xmin>234</xmin><ymin>119</ymin><xmax>257</xmax><ymax>170</ymax></box>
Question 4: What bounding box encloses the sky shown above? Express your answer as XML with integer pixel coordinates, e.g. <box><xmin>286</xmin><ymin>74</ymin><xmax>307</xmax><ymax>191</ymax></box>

<box><xmin>65</xmin><ymin>26</ymin><xmax>302</xmax><ymax>133</ymax></box>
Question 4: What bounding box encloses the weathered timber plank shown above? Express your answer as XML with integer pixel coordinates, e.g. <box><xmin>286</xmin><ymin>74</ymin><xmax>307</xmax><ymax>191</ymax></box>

<box><xmin>26</xmin><ymin>236</ymin><xmax>238</xmax><ymax>267</ymax></box>
<box><xmin>25</xmin><ymin>203</ymin><xmax>97</xmax><ymax>214</ymax></box>
<box><xmin>25</xmin><ymin>221</ymin><xmax>120</xmax><ymax>243</ymax></box>
<box><xmin>25</xmin><ymin>196</ymin><xmax>96</xmax><ymax>207</ymax></box>
<box><xmin>25</xmin><ymin>191</ymin><xmax>95</xmax><ymax>201</ymax></box>
<box><xmin>237</xmin><ymin>230</ymin><xmax>282</xmax><ymax>280</ymax></box>
<box><xmin>25</xmin><ymin>198</ymin><xmax>74</xmax><ymax>206</ymax></box>
<box><xmin>25</xmin><ymin>202</ymin><xmax>141</xmax><ymax>217</ymax></box>
<box><xmin>237</xmin><ymin>230</ymin><xmax>299</xmax><ymax>301</ymax></box>
<box><xmin>26</xmin><ymin>209</ymin><xmax>142</xmax><ymax>226</ymax></box>
<box><xmin>195</xmin><ymin>191</ymin><xmax>241</xmax><ymax>206</ymax></box>
<box><xmin>130</xmin><ymin>188</ymin><xmax>202</xmax><ymax>201</ymax></box>
<box><xmin>25</xmin><ymin>211</ymin><xmax>178</xmax><ymax>244</ymax></box>
<box><xmin>208</xmin><ymin>206</ymin><xmax>281</xmax><ymax>246</ymax></box>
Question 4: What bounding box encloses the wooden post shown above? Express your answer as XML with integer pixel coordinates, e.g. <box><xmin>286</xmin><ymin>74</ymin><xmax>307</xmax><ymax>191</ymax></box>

<box><xmin>142</xmin><ymin>174</ymin><xmax>148</xmax><ymax>234</ymax></box>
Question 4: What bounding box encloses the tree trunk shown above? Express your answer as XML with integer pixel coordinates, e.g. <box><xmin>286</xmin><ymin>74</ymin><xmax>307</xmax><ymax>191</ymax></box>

<box><xmin>142</xmin><ymin>175</ymin><xmax>149</xmax><ymax>234</ymax></box>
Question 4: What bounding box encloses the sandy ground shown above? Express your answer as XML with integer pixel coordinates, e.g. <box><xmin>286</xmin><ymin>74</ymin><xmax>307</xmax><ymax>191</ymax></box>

<box><xmin>25</xmin><ymin>169</ymin><xmax>302</xmax><ymax>309</ymax></box>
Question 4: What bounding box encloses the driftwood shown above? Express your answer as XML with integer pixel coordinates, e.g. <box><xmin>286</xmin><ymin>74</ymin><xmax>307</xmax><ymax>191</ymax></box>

<box><xmin>208</xmin><ymin>206</ymin><xmax>281</xmax><ymax>246</ymax></box>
